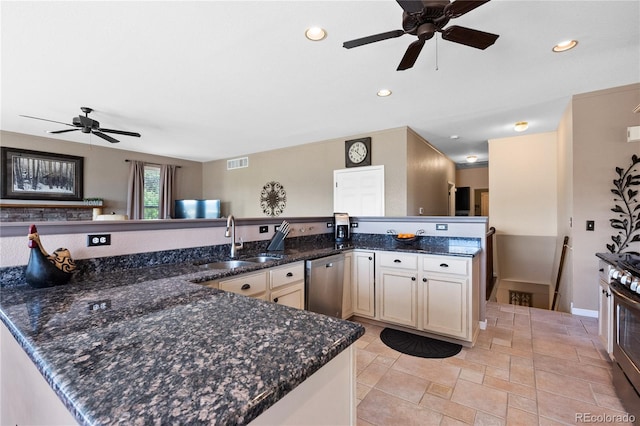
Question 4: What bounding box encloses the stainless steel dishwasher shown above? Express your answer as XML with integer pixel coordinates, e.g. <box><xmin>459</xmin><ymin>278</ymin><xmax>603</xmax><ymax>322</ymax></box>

<box><xmin>305</xmin><ymin>253</ymin><xmax>345</xmax><ymax>318</ymax></box>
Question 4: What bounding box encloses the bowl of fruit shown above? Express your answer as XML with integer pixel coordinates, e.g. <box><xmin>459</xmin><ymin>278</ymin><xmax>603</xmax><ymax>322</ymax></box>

<box><xmin>387</xmin><ymin>229</ymin><xmax>425</xmax><ymax>243</ymax></box>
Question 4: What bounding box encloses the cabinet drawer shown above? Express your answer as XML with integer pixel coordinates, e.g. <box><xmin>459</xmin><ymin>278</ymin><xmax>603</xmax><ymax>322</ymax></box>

<box><xmin>378</xmin><ymin>252</ymin><xmax>418</xmax><ymax>270</ymax></box>
<box><xmin>599</xmin><ymin>260</ymin><xmax>612</xmax><ymax>283</ymax></box>
<box><xmin>219</xmin><ymin>271</ymin><xmax>267</xmax><ymax>297</ymax></box>
<box><xmin>423</xmin><ymin>256</ymin><xmax>468</xmax><ymax>275</ymax></box>
<box><xmin>270</xmin><ymin>263</ymin><xmax>304</xmax><ymax>289</ymax></box>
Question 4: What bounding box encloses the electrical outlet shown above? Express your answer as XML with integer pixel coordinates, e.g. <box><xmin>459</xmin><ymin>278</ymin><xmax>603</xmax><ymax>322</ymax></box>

<box><xmin>87</xmin><ymin>299</ymin><xmax>111</xmax><ymax>312</ymax></box>
<box><xmin>87</xmin><ymin>234</ymin><xmax>111</xmax><ymax>246</ymax></box>
<box><xmin>436</xmin><ymin>224</ymin><xmax>448</xmax><ymax>231</ymax></box>
<box><xmin>586</xmin><ymin>220</ymin><xmax>595</xmax><ymax>231</ymax></box>
<box><xmin>259</xmin><ymin>225</ymin><xmax>268</xmax><ymax>233</ymax></box>
<box><xmin>351</xmin><ymin>222</ymin><xmax>358</xmax><ymax>228</ymax></box>
<box><xmin>326</xmin><ymin>222</ymin><xmax>334</xmax><ymax>228</ymax></box>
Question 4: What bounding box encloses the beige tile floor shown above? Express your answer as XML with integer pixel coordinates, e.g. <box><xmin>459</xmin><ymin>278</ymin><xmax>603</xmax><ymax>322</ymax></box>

<box><xmin>354</xmin><ymin>301</ymin><xmax>634</xmax><ymax>425</ymax></box>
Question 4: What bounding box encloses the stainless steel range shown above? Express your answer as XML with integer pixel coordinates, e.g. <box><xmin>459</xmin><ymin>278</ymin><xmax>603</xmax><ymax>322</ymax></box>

<box><xmin>608</xmin><ymin>254</ymin><xmax>640</xmax><ymax>422</ymax></box>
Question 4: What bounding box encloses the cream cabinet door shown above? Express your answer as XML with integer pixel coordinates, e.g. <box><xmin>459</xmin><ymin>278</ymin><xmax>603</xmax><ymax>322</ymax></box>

<box><xmin>352</xmin><ymin>251</ymin><xmax>375</xmax><ymax>318</ymax></box>
<box><xmin>379</xmin><ymin>269</ymin><xmax>418</xmax><ymax>328</ymax></box>
<box><xmin>422</xmin><ymin>275</ymin><xmax>468</xmax><ymax>339</ymax></box>
<box><xmin>271</xmin><ymin>282</ymin><xmax>305</xmax><ymax>310</ymax></box>
<box><xmin>342</xmin><ymin>252</ymin><xmax>354</xmax><ymax>319</ymax></box>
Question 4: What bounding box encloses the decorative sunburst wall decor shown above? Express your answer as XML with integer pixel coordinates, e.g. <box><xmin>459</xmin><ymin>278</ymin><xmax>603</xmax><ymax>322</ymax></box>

<box><xmin>607</xmin><ymin>154</ymin><xmax>640</xmax><ymax>255</ymax></box>
<box><xmin>260</xmin><ymin>181</ymin><xmax>287</xmax><ymax>217</ymax></box>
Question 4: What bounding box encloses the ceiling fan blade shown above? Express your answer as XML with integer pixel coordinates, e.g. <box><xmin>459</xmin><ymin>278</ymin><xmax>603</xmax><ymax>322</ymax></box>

<box><xmin>397</xmin><ymin>39</ymin><xmax>425</xmax><ymax>71</ymax></box>
<box><xmin>47</xmin><ymin>129</ymin><xmax>80</xmax><ymax>134</ymax></box>
<box><xmin>441</xmin><ymin>25</ymin><xmax>499</xmax><ymax>49</ymax></box>
<box><xmin>97</xmin><ymin>128</ymin><xmax>141</xmax><ymax>137</ymax></box>
<box><xmin>396</xmin><ymin>0</ymin><xmax>424</xmax><ymax>14</ymax></box>
<box><xmin>92</xmin><ymin>131</ymin><xmax>120</xmax><ymax>144</ymax></box>
<box><xmin>444</xmin><ymin>0</ymin><xmax>491</xmax><ymax>19</ymax></box>
<box><xmin>343</xmin><ymin>29</ymin><xmax>406</xmax><ymax>49</ymax></box>
<box><xmin>19</xmin><ymin>115</ymin><xmax>75</xmax><ymax>127</ymax></box>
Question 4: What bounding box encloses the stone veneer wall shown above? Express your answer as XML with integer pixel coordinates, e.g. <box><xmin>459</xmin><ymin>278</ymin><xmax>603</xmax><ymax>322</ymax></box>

<box><xmin>0</xmin><ymin>206</ymin><xmax>94</xmax><ymax>222</ymax></box>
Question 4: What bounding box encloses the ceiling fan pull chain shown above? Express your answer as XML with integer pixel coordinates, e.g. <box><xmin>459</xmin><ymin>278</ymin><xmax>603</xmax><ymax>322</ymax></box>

<box><xmin>435</xmin><ymin>34</ymin><xmax>439</xmax><ymax>71</ymax></box>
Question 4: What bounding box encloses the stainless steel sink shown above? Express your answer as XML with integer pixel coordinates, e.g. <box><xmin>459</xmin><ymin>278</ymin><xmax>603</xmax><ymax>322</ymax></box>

<box><xmin>198</xmin><ymin>260</ymin><xmax>256</xmax><ymax>269</ymax></box>
<box><xmin>242</xmin><ymin>255</ymin><xmax>283</xmax><ymax>263</ymax></box>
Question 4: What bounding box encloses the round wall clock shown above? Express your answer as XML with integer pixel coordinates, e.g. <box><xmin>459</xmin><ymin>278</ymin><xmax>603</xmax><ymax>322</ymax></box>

<box><xmin>260</xmin><ymin>181</ymin><xmax>287</xmax><ymax>217</ymax></box>
<box><xmin>345</xmin><ymin>137</ymin><xmax>372</xmax><ymax>168</ymax></box>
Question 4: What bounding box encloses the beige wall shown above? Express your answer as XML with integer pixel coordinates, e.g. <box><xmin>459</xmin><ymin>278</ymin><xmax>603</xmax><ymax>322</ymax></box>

<box><xmin>455</xmin><ymin>166</ymin><xmax>489</xmax><ymax>217</ymax></box>
<box><xmin>488</xmin><ymin>132</ymin><xmax>558</xmax><ymax>236</ymax></box>
<box><xmin>456</xmin><ymin>167</ymin><xmax>489</xmax><ymax>189</ymax></box>
<box><xmin>406</xmin><ymin>128</ymin><xmax>455</xmax><ymax>216</ymax></box>
<box><xmin>570</xmin><ymin>83</ymin><xmax>640</xmax><ymax>311</ymax></box>
<box><xmin>555</xmin><ymin>101</ymin><xmax>574</xmax><ymax>313</ymax></box>
<box><xmin>202</xmin><ymin>127</ymin><xmax>426</xmax><ymax>218</ymax></box>
<box><xmin>0</xmin><ymin>131</ymin><xmax>203</xmax><ymax>215</ymax></box>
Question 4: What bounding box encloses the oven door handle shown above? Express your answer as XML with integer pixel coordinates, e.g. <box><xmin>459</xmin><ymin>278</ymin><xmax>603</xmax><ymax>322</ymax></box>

<box><xmin>610</xmin><ymin>284</ymin><xmax>640</xmax><ymax>308</ymax></box>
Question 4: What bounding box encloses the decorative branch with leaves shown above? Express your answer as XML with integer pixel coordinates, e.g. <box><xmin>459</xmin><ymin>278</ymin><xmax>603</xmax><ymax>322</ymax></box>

<box><xmin>607</xmin><ymin>154</ymin><xmax>640</xmax><ymax>255</ymax></box>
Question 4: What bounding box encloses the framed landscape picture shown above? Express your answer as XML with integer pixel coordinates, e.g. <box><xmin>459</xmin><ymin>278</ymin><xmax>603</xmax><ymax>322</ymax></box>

<box><xmin>1</xmin><ymin>147</ymin><xmax>84</xmax><ymax>201</ymax></box>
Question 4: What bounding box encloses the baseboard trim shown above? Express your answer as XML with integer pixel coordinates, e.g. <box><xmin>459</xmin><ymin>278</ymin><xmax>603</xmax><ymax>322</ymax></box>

<box><xmin>570</xmin><ymin>304</ymin><xmax>598</xmax><ymax>318</ymax></box>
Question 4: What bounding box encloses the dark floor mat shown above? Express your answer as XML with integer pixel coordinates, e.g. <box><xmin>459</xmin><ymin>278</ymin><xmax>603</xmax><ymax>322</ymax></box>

<box><xmin>380</xmin><ymin>327</ymin><xmax>462</xmax><ymax>359</ymax></box>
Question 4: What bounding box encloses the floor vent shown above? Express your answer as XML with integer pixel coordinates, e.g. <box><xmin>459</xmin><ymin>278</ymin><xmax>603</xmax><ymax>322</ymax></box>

<box><xmin>509</xmin><ymin>290</ymin><xmax>532</xmax><ymax>307</ymax></box>
<box><xmin>227</xmin><ymin>157</ymin><xmax>249</xmax><ymax>170</ymax></box>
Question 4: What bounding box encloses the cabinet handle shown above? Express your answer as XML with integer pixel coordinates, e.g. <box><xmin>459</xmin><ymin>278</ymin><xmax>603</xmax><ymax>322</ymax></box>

<box><xmin>241</xmin><ymin>284</ymin><xmax>251</xmax><ymax>290</ymax></box>
<box><xmin>599</xmin><ymin>268</ymin><xmax>604</xmax><ymax>272</ymax></box>
<box><xmin>394</xmin><ymin>259</ymin><xmax>402</xmax><ymax>263</ymax></box>
<box><xmin>411</xmin><ymin>277</ymin><xmax>416</xmax><ymax>281</ymax></box>
<box><xmin>423</xmin><ymin>278</ymin><xmax>427</xmax><ymax>282</ymax></box>
<box><xmin>286</xmin><ymin>272</ymin><xmax>293</xmax><ymax>277</ymax></box>
<box><xmin>602</xmin><ymin>289</ymin><xmax>606</xmax><ymax>294</ymax></box>
<box><xmin>439</xmin><ymin>263</ymin><xmax>449</xmax><ymax>268</ymax></box>
<box><xmin>274</xmin><ymin>297</ymin><xmax>279</xmax><ymax>303</ymax></box>
<box><xmin>368</xmin><ymin>257</ymin><xmax>372</xmax><ymax>261</ymax></box>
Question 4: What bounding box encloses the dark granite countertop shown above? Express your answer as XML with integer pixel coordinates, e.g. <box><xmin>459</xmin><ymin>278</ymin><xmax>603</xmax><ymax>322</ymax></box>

<box><xmin>0</xmin><ymin>235</ymin><xmax>481</xmax><ymax>425</ymax></box>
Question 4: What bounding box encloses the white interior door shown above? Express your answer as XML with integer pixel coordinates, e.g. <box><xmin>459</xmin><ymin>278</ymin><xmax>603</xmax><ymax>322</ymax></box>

<box><xmin>333</xmin><ymin>166</ymin><xmax>384</xmax><ymax>216</ymax></box>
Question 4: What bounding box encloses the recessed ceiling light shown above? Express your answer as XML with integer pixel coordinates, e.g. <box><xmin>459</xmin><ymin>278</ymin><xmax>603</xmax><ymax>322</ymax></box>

<box><xmin>450</xmin><ymin>135</ymin><xmax>460</xmax><ymax>140</ymax></box>
<box><xmin>466</xmin><ymin>155</ymin><xmax>478</xmax><ymax>163</ymax></box>
<box><xmin>514</xmin><ymin>121</ymin><xmax>529</xmax><ymax>132</ymax></box>
<box><xmin>377</xmin><ymin>89</ymin><xmax>392</xmax><ymax>97</ymax></box>
<box><xmin>552</xmin><ymin>40</ymin><xmax>578</xmax><ymax>52</ymax></box>
<box><xmin>305</xmin><ymin>27</ymin><xmax>327</xmax><ymax>41</ymax></box>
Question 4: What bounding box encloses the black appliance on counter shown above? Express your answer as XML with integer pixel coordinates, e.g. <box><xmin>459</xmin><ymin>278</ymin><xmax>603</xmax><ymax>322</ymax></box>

<box><xmin>334</xmin><ymin>212</ymin><xmax>350</xmax><ymax>242</ymax></box>
<box><xmin>608</xmin><ymin>254</ymin><xmax>640</xmax><ymax>422</ymax></box>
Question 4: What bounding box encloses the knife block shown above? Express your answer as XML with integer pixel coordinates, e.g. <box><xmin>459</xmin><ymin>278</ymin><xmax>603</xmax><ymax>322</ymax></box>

<box><xmin>267</xmin><ymin>230</ymin><xmax>286</xmax><ymax>251</ymax></box>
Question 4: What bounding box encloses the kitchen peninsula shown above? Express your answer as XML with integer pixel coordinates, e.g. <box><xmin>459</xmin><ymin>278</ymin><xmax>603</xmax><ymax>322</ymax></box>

<box><xmin>0</xmin><ymin>216</ymin><xmax>487</xmax><ymax>425</ymax></box>
<box><xmin>0</xmin><ymin>259</ymin><xmax>364</xmax><ymax>425</ymax></box>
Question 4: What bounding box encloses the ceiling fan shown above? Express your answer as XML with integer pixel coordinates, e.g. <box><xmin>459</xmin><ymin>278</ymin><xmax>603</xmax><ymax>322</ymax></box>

<box><xmin>343</xmin><ymin>0</ymin><xmax>499</xmax><ymax>71</ymax></box>
<box><xmin>20</xmin><ymin>107</ymin><xmax>141</xmax><ymax>143</ymax></box>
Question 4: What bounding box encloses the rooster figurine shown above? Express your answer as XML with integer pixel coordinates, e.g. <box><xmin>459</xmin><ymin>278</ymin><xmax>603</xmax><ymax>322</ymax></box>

<box><xmin>25</xmin><ymin>224</ymin><xmax>76</xmax><ymax>288</ymax></box>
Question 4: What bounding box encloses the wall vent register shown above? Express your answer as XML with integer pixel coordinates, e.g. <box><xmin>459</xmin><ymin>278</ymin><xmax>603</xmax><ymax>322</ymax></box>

<box><xmin>227</xmin><ymin>157</ymin><xmax>249</xmax><ymax>170</ymax></box>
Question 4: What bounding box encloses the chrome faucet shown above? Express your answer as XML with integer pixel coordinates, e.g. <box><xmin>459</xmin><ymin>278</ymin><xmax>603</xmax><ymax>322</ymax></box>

<box><xmin>225</xmin><ymin>215</ymin><xmax>243</xmax><ymax>258</ymax></box>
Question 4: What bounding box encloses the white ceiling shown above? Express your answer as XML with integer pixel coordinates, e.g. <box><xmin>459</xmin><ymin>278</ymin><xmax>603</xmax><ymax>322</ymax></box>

<box><xmin>1</xmin><ymin>1</ymin><xmax>639</xmax><ymax>165</ymax></box>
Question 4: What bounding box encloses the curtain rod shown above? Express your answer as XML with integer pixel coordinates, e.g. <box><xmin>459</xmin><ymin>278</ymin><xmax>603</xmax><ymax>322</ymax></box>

<box><xmin>125</xmin><ymin>159</ymin><xmax>182</xmax><ymax>168</ymax></box>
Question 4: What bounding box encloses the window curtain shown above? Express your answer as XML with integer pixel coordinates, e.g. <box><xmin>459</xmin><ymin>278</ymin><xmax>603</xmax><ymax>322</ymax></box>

<box><xmin>126</xmin><ymin>160</ymin><xmax>145</xmax><ymax>220</ymax></box>
<box><xmin>159</xmin><ymin>164</ymin><xmax>177</xmax><ymax>219</ymax></box>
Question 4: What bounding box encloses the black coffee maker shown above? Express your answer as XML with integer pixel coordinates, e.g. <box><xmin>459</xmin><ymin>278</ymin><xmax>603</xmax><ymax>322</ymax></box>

<box><xmin>334</xmin><ymin>212</ymin><xmax>350</xmax><ymax>242</ymax></box>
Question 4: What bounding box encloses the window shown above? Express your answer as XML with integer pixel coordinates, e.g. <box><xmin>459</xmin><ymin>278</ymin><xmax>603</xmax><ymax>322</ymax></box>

<box><xmin>143</xmin><ymin>165</ymin><xmax>160</xmax><ymax>219</ymax></box>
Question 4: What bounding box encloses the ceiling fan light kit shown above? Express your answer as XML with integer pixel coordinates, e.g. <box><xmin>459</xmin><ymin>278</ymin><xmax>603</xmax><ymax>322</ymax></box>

<box><xmin>21</xmin><ymin>107</ymin><xmax>141</xmax><ymax>144</ymax></box>
<box><xmin>342</xmin><ymin>0</ymin><xmax>499</xmax><ymax>70</ymax></box>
